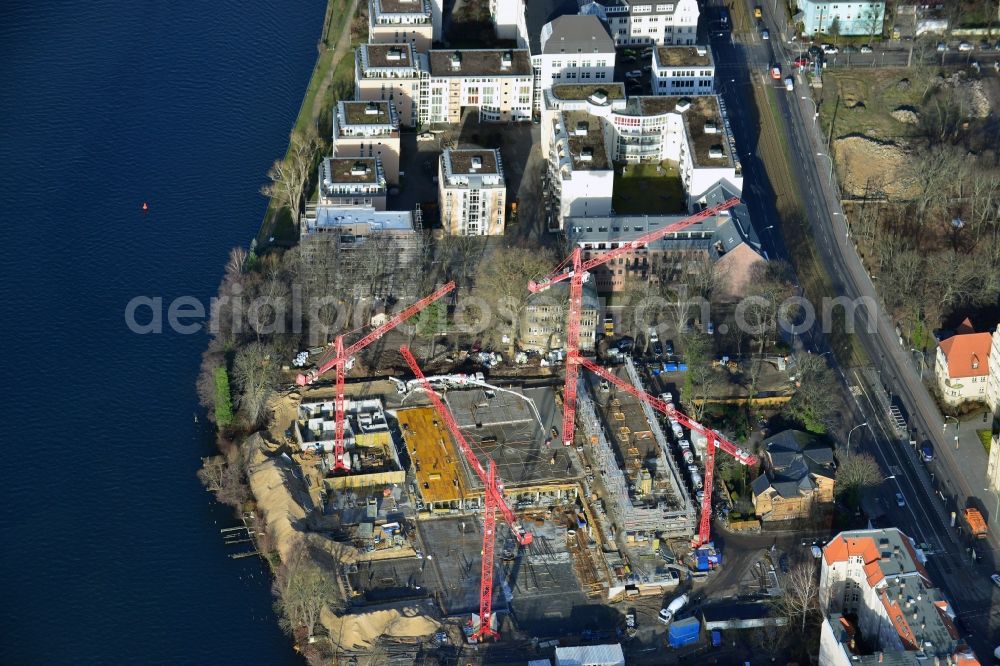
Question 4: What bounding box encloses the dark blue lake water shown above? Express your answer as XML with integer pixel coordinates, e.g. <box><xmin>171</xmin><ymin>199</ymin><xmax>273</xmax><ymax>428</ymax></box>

<box><xmin>0</xmin><ymin>1</ymin><xmax>324</xmax><ymax>662</ymax></box>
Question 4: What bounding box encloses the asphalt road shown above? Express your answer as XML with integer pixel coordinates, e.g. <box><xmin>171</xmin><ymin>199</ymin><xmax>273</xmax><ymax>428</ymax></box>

<box><xmin>705</xmin><ymin>0</ymin><xmax>1000</xmax><ymax>654</ymax></box>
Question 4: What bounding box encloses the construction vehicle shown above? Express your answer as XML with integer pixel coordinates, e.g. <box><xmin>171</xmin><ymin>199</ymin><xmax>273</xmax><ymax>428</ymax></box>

<box><xmin>659</xmin><ymin>593</ymin><xmax>689</xmax><ymax>624</ymax></box>
<box><xmin>399</xmin><ymin>345</ymin><xmax>533</xmax><ymax>642</ymax></box>
<box><xmin>965</xmin><ymin>508</ymin><xmax>988</xmax><ymax>538</ymax></box>
<box><xmin>527</xmin><ymin>197</ymin><xmax>739</xmax><ymax>450</ymax></box>
<box><xmin>293</xmin><ymin>282</ymin><xmax>455</xmax><ymax>471</ymax></box>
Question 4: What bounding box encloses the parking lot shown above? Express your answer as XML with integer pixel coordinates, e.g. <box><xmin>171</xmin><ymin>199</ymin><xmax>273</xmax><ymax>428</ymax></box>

<box><xmin>615</xmin><ymin>46</ymin><xmax>654</xmax><ymax>96</ymax></box>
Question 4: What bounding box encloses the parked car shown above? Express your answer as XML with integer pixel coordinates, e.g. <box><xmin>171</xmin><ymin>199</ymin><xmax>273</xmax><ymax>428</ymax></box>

<box><xmin>653</xmin><ymin>341</ymin><xmax>664</xmax><ymax>356</ymax></box>
<box><xmin>821</xmin><ymin>43</ymin><xmax>839</xmax><ymax>54</ymax></box>
<box><xmin>761</xmin><ymin>28</ymin><xmax>770</xmax><ymax>40</ymax></box>
<box><xmin>808</xmin><ymin>44</ymin><xmax>823</xmax><ymax>57</ymax></box>
<box><xmin>979</xmin><ymin>40</ymin><xmax>993</xmax><ymax>51</ymax></box>
<box><xmin>417</xmin><ymin>131</ymin><xmax>435</xmax><ymax>141</ymax></box>
<box><xmin>794</xmin><ymin>56</ymin><xmax>810</xmax><ymax>68</ymax></box>
<box><xmin>779</xmin><ymin>554</ymin><xmax>790</xmax><ymax>573</ymax></box>
<box><xmin>843</xmin><ymin>45</ymin><xmax>858</xmax><ymax>54</ymax></box>
<box><xmin>896</xmin><ymin>492</ymin><xmax>906</xmax><ymax>507</ymax></box>
<box><xmin>859</xmin><ymin>44</ymin><xmax>873</xmax><ymax>53</ymax></box>
<box><xmin>959</xmin><ymin>41</ymin><xmax>974</xmax><ymax>52</ymax></box>
<box><xmin>626</xmin><ymin>69</ymin><xmax>642</xmax><ymax>78</ymax></box>
<box><xmin>937</xmin><ymin>42</ymin><xmax>948</xmax><ymax>52</ymax></box>
<box><xmin>991</xmin><ymin>573</ymin><xmax>1000</xmax><ymax>588</ymax></box>
<box><xmin>770</xmin><ymin>65</ymin><xmax>782</xmax><ymax>79</ymax></box>
<box><xmin>665</xmin><ymin>340</ymin><xmax>675</xmax><ymax>355</ymax></box>
<box><xmin>784</xmin><ymin>77</ymin><xmax>794</xmax><ymax>91</ymax></box>
<box><xmin>616</xmin><ymin>336</ymin><xmax>635</xmax><ymax>352</ymax></box>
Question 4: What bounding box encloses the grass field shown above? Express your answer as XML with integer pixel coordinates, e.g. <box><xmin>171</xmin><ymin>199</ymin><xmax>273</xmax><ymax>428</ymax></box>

<box><xmin>611</xmin><ymin>161</ymin><xmax>686</xmax><ymax>215</ymax></box>
<box><xmin>813</xmin><ymin>68</ymin><xmax>936</xmax><ymax>142</ymax></box>
<box><xmin>751</xmin><ymin>81</ymin><xmax>863</xmax><ymax>367</ymax></box>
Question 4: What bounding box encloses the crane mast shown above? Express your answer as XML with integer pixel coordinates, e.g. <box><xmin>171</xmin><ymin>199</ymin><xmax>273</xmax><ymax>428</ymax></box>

<box><xmin>526</xmin><ymin>198</ymin><xmax>740</xmax><ymax>450</ymax></box>
<box><xmin>292</xmin><ymin>282</ymin><xmax>455</xmax><ymax>471</ymax></box>
<box><xmin>576</xmin><ymin>356</ymin><xmax>757</xmax><ymax>547</ymax></box>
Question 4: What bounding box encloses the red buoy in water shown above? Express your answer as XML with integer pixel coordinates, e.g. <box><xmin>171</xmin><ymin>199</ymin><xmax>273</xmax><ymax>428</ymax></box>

<box><xmin>141</xmin><ymin>202</ymin><xmax>149</xmax><ymax>212</ymax></box>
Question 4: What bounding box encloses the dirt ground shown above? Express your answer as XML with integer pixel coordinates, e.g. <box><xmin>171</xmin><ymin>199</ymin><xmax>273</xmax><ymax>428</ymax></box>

<box><xmin>832</xmin><ymin>135</ymin><xmax>917</xmax><ymax>199</ymax></box>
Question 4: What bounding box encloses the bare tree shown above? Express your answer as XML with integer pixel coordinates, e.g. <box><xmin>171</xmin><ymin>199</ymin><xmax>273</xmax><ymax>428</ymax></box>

<box><xmin>471</xmin><ymin>245</ymin><xmax>556</xmax><ymax>356</ymax></box>
<box><xmin>261</xmin><ymin>127</ymin><xmax>323</xmax><ymax>223</ymax></box>
<box><xmin>197</xmin><ymin>455</ymin><xmax>250</xmax><ymax>508</ymax></box>
<box><xmin>772</xmin><ymin>560</ymin><xmax>820</xmax><ymax>633</ymax></box>
<box><xmin>679</xmin><ymin>331</ymin><xmax>719</xmax><ymax>420</ymax></box>
<box><xmin>740</xmin><ymin>261</ymin><xmax>796</xmax><ymax>357</ymax></box>
<box><xmin>783</xmin><ymin>351</ymin><xmax>840</xmax><ymax>433</ymax></box>
<box><xmin>752</xmin><ymin>623</ymin><xmax>790</xmax><ymax>662</ymax></box>
<box><xmin>232</xmin><ymin>342</ymin><xmax>279</xmax><ymax>428</ymax></box>
<box><xmin>835</xmin><ymin>451</ymin><xmax>882</xmax><ymax>508</ymax></box>
<box><xmin>273</xmin><ymin>540</ymin><xmax>343</xmax><ymax>639</ymax></box>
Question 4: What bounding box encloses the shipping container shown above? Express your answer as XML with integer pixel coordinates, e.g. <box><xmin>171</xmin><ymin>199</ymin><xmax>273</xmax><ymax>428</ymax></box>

<box><xmin>669</xmin><ymin>617</ymin><xmax>701</xmax><ymax>648</ymax></box>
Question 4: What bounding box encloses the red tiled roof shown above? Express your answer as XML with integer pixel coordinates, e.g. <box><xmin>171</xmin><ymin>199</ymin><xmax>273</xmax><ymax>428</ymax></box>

<box><xmin>823</xmin><ymin>534</ymin><xmax>880</xmax><ymax>567</ymax></box>
<box><xmin>880</xmin><ymin>590</ymin><xmax>918</xmax><ymax>650</ymax></box>
<box><xmin>939</xmin><ymin>331</ymin><xmax>992</xmax><ymax>378</ymax></box>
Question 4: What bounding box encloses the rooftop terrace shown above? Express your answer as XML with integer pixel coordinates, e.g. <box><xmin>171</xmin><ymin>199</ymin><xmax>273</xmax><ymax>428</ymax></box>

<box><xmin>361</xmin><ymin>43</ymin><xmax>415</xmax><ymax>69</ymax></box>
<box><xmin>322</xmin><ymin>157</ymin><xmax>383</xmax><ymax>184</ymax></box>
<box><xmin>374</xmin><ymin>0</ymin><xmax>430</xmax><ymax>15</ymax></box>
<box><xmin>656</xmin><ymin>46</ymin><xmax>712</xmax><ymax>68</ymax></box>
<box><xmin>562</xmin><ymin>111</ymin><xmax>610</xmax><ymax>171</ymax></box>
<box><xmin>428</xmin><ymin>49</ymin><xmax>532</xmax><ymax>77</ymax></box>
<box><xmin>442</xmin><ymin>148</ymin><xmax>504</xmax><ymax>179</ymax></box>
<box><xmin>551</xmin><ymin>83</ymin><xmax>626</xmax><ymax>103</ymax></box>
<box><xmin>340</xmin><ymin>100</ymin><xmax>398</xmax><ymax>127</ymax></box>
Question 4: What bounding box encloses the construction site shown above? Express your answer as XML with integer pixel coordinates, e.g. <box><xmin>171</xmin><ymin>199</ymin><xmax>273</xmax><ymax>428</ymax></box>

<box><xmin>250</xmin><ymin>200</ymin><xmax>764</xmax><ymax>653</ymax></box>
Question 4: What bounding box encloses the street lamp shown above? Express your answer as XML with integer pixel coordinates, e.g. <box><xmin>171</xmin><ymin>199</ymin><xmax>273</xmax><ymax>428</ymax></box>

<box><xmin>986</xmin><ymin>488</ymin><xmax>1000</xmax><ymax>526</ymax></box>
<box><xmin>910</xmin><ymin>348</ymin><xmax>926</xmax><ymax>381</ymax></box>
<box><xmin>801</xmin><ymin>95</ymin><xmax>819</xmax><ymax>128</ymax></box>
<box><xmin>943</xmin><ymin>414</ymin><xmax>958</xmax><ymax>432</ymax></box>
<box><xmin>847</xmin><ymin>422</ymin><xmax>868</xmax><ymax>459</ymax></box>
<box><xmin>816</xmin><ymin>152</ymin><xmax>834</xmax><ymax>187</ymax></box>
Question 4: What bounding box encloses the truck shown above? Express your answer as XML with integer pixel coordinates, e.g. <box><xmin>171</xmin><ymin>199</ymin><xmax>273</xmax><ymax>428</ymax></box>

<box><xmin>965</xmin><ymin>508</ymin><xmax>989</xmax><ymax>538</ymax></box>
<box><xmin>753</xmin><ymin>6</ymin><xmax>763</xmax><ymax>19</ymax></box>
<box><xmin>658</xmin><ymin>593</ymin><xmax>689</xmax><ymax>624</ymax></box>
<box><xmin>668</xmin><ymin>617</ymin><xmax>701</xmax><ymax>648</ymax></box>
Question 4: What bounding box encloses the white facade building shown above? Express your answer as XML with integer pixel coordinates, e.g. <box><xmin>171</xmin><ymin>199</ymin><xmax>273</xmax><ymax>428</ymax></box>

<box><xmin>424</xmin><ymin>49</ymin><xmax>533</xmax><ymax>124</ymax></box>
<box><xmin>491</xmin><ymin>0</ymin><xmax>521</xmax><ymax>40</ymax></box>
<box><xmin>355</xmin><ymin>43</ymin><xmax>429</xmax><ymax>127</ymax></box>
<box><xmin>438</xmin><ymin>149</ymin><xmax>507</xmax><ymax>235</ymax></box>
<box><xmin>536</xmin><ymin>15</ymin><xmax>616</xmax><ymax>101</ymax></box>
<box><xmin>544</xmin><ymin>109</ymin><xmax>615</xmax><ymax>230</ymax></box>
<box><xmin>934</xmin><ymin>318</ymin><xmax>995</xmax><ymax>407</ymax></box>
<box><xmin>652</xmin><ymin>45</ymin><xmax>715</xmax><ymax>96</ymax></box>
<box><xmin>331</xmin><ymin>100</ymin><xmax>401</xmax><ymax>184</ymax></box>
<box><xmin>797</xmin><ymin>0</ymin><xmax>886</xmax><ymax>37</ymax></box>
<box><xmin>818</xmin><ymin>528</ymin><xmax>976</xmax><ymax>665</ymax></box>
<box><xmin>317</xmin><ymin>157</ymin><xmax>388</xmax><ymax>210</ymax></box>
<box><xmin>580</xmin><ymin>0</ymin><xmax>700</xmax><ymax>46</ymax></box>
<box><xmin>368</xmin><ymin>0</ymin><xmax>437</xmax><ymax>52</ymax></box>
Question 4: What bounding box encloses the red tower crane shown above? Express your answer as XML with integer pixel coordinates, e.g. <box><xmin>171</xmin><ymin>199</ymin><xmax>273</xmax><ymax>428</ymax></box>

<box><xmin>576</xmin><ymin>356</ymin><xmax>758</xmax><ymax>547</ymax></box>
<box><xmin>294</xmin><ymin>282</ymin><xmax>456</xmax><ymax>471</ymax></box>
<box><xmin>526</xmin><ymin>197</ymin><xmax>740</xmax><ymax>448</ymax></box>
<box><xmin>399</xmin><ymin>345</ymin><xmax>532</xmax><ymax>642</ymax></box>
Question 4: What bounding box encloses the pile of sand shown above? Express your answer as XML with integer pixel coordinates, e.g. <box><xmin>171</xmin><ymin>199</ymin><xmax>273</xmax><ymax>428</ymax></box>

<box><xmin>247</xmin><ymin>438</ymin><xmax>312</xmax><ymax>562</ymax></box>
<box><xmin>833</xmin><ymin>136</ymin><xmax>918</xmax><ymax>199</ymax></box>
<box><xmin>944</xmin><ymin>73</ymin><xmax>991</xmax><ymax>118</ymax></box>
<box><xmin>321</xmin><ymin>604</ymin><xmax>440</xmax><ymax>651</ymax></box>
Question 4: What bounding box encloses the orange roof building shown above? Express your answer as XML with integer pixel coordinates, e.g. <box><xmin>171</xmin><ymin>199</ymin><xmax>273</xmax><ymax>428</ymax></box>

<box><xmin>819</xmin><ymin>528</ymin><xmax>978</xmax><ymax>665</ymax></box>
<box><xmin>935</xmin><ymin>318</ymin><xmax>995</xmax><ymax>406</ymax></box>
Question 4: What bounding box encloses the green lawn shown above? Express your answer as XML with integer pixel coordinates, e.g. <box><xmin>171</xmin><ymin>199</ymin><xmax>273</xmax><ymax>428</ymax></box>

<box><xmin>980</xmin><ymin>429</ymin><xmax>994</xmax><ymax>453</ymax></box>
<box><xmin>612</xmin><ymin>161</ymin><xmax>686</xmax><ymax>215</ymax></box>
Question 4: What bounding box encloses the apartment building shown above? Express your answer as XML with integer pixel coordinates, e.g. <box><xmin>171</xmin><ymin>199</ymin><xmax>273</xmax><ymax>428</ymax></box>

<box><xmin>355</xmin><ymin>43</ymin><xmax>428</xmax><ymax>127</ymax></box>
<box><xmin>521</xmin><ymin>279</ymin><xmax>600</xmax><ymax>352</ymax></box>
<box><xmin>566</xmin><ymin>181</ymin><xmax>764</xmax><ymax>294</ymax></box>
<box><xmin>536</xmin><ymin>15</ymin><xmax>616</xmax><ymax>98</ymax></box>
<box><xmin>317</xmin><ymin>157</ymin><xmax>388</xmax><ymax>210</ymax></box>
<box><xmin>331</xmin><ymin>100</ymin><xmax>401</xmax><ymax>184</ymax></box>
<box><xmin>543</xmin><ymin>109</ymin><xmax>614</xmax><ymax>230</ymax></box>
<box><xmin>438</xmin><ymin>149</ymin><xmax>507</xmax><ymax>235</ymax></box>
<box><xmin>424</xmin><ymin>49</ymin><xmax>533</xmax><ymax>124</ymax></box>
<box><xmin>818</xmin><ymin>528</ymin><xmax>977</xmax><ymax>665</ymax></box>
<box><xmin>797</xmin><ymin>0</ymin><xmax>886</xmax><ymax>37</ymax></box>
<box><xmin>299</xmin><ymin>205</ymin><xmax>423</xmax><ymax>298</ymax></box>
<box><xmin>652</xmin><ymin>46</ymin><xmax>714</xmax><ymax>96</ymax></box>
<box><xmin>368</xmin><ymin>0</ymin><xmax>437</xmax><ymax>52</ymax></box>
<box><xmin>989</xmin><ymin>323</ymin><xmax>1000</xmax><ymax>417</ymax></box>
<box><xmin>580</xmin><ymin>0</ymin><xmax>700</xmax><ymax>46</ymax></box>
<box><xmin>934</xmin><ymin>318</ymin><xmax>994</xmax><ymax>407</ymax></box>
<box><xmin>610</xmin><ymin>96</ymin><xmax>743</xmax><ymax>204</ymax></box>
